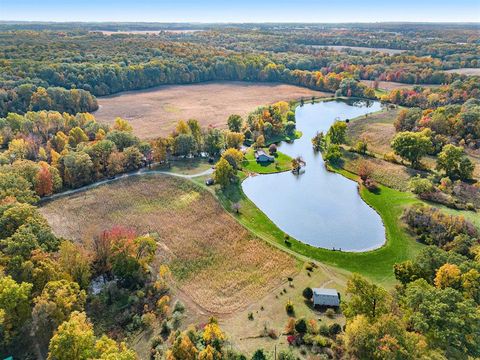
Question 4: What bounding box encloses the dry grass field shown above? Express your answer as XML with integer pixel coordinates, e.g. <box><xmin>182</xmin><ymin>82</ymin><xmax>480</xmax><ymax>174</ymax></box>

<box><xmin>360</xmin><ymin>80</ymin><xmax>439</xmax><ymax>91</ymax></box>
<box><xmin>347</xmin><ymin>107</ymin><xmax>399</xmax><ymax>155</ymax></box>
<box><xmin>40</xmin><ymin>174</ymin><xmax>297</xmax><ymax>314</ymax></box>
<box><xmin>311</xmin><ymin>45</ymin><xmax>405</xmax><ymax>55</ymax></box>
<box><xmin>445</xmin><ymin>68</ymin><xmax>480</xmax><ymax>76</ymax></box>
<box><xmin>94</xmin><ymin>81</ymin><xmax>331</xmax><ymax>139</ymax></box>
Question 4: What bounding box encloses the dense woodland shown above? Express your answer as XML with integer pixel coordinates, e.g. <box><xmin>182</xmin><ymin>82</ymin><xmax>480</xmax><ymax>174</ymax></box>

<box><xmin>0</xmin><ymin>23</ymin><xmax>479</xmax><ymax>359</ymax></box>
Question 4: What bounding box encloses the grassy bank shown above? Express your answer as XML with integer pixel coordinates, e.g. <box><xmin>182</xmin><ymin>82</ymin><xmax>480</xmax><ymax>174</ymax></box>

<box><xmin>242</xmin><ymin>147</ymin><xmax>292</xmax><ymax>174</ymax></box>
<box><xmin>206</xmin><ymin>167</ymin><xmax>423</xmax><ymax>288</ymax></box>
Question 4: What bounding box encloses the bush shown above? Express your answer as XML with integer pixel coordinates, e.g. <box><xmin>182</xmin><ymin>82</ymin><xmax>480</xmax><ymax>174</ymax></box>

<box><xmin>302</xmin><ymin>287</ymin><xmax>313</xmax><ymax>300</ymax></box>
<box><xmin>173</xmin><ymin>300</ymin><xmax>185</xmax><ymax>313</ymax></box>
<box><xmin>328</xmin><ymin>323</ymin><xmax>342</xmax><ymax>336</ymax></box>
<box><xmin>160</xmin><ymin>319</ymin><xmax>171</xmax><ymax>337</ymax></box>
<box><xmin>248</xmin><ymin>312</ymin><xmax>254</xmax><ymax>320</ymax></box>
<box><xmin>141</xmin><ymin>312</ymin><xmax>156</xmax><ymax>330</ymax></box>
<box><xmin>325</xmin><ymin>308</ymin><xmax>336</xmax><ymax>319</ymax></box>
<box><xmin>295</xmin><ymin>318</ymin><xmax>308</xmax><ymax>334</ymax></box>
<box><xmin>409</xmin><ymin>175</ymin><xmax>434</xmax><ymax>195</ymax></box>
<box><xmin>285</xmin><ymin>300</ymin><xmax>295</xmax><ymax>315</ymax></box>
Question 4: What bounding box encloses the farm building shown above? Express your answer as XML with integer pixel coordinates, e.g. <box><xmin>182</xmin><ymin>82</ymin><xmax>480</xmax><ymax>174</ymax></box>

<box><xmin>255</xmin><ymin>149</ymin><xmax>274</xmax><ymax>163</ymax></box>
<box><xmin>313</xmin><ymin>288</ymin><xmax>340</xmax><ymax>307</ymax></box>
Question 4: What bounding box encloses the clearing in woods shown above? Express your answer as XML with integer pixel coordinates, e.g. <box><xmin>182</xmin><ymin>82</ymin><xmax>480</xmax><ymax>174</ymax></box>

<box><xmin>94</xmin><ymin>81</ymin><xmax>331</xmax><ymax>139</ymax></box>
<box><xmin>39</xmin><ymin>174</ymin><xmax>298</xmax><ymax>314</ymax></box>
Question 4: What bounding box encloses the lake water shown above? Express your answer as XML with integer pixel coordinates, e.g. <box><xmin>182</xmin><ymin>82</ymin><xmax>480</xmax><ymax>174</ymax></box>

<box><xmin>242</xmin><ymin>99</ymin><xmax>386</xmax><ymax>252</ymax></box>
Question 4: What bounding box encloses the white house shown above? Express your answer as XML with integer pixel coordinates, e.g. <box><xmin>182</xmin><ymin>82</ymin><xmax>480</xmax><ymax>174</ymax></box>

<box><xmin>313</xmin><ymin>288</ymin><xmax>340</xmax><ymax>307</ymax></box>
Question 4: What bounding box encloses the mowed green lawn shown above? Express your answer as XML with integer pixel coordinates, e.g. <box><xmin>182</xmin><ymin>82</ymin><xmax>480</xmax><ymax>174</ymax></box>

<box><xmin>197</xmin><ymin>167</ymin><xmax>423</xmax><ymax>288</ymax></box>
<box><xmin>242</xmin><ymin>147</ymin><xmax>292</xmax><ymax>174</ymax></box>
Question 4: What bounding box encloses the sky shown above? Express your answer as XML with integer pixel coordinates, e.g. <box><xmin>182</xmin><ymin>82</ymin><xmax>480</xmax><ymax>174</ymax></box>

<box><xmin>0</xmin><ymin>0</ymin><xmax>479</xmax><ymax>23</ymax></box>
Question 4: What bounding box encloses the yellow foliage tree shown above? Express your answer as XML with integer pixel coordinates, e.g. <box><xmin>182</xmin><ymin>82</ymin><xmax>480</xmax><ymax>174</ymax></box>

<box><xmin>434</xmin><ymin>263</ymin><xmax>461</xmax><ymax>289</ymax></box>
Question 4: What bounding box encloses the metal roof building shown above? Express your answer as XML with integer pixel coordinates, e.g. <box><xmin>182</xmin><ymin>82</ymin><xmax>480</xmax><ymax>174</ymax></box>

<box><xmin>313</xmin><ymin>288</ymin><xmax>340</xmax><ymax>307</ymax></box>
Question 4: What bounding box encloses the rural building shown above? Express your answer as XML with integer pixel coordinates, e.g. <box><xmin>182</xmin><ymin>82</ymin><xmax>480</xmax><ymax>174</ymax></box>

<box><xmin>313</xmin><ymin>288</ymin><xmax>340</xmax><ymax>307</ymax></box>
<box><xmin>255</xmin><ymin>149</ymin><xmax>274</xmax><ymax>163</ymax></box>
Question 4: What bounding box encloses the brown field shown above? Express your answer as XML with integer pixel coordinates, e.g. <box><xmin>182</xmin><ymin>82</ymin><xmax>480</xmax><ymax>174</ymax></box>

<box><xmin>445</xmin><ymin>68</ymin><xmax>480</xmax><ymax>76</ymax></box>
<box><xmin>94</xmin><ymin>81</ymin><xmax>331</xmax><ymax>139</ymax></box>
<box><xmin>360</xmin><ymin>80</ymin><xmax>439</xmax><ymax>91</ymax></box>
<box><xmin>92</xmin><ymin>30</ymin><xmax>203</xmax><ymax>35</ymax></box>
<box><xmin>311</xmin><ymin>45</ymin><xmax>405</xmax><ymax>55</ymax></box>
<box><xmin>347</xmin><ymin>107</ymin><xmax>399</xmax><ymax>155</ymax></box>
<box><xmin>40</xmin><ymin>174</ymin><xmax>297</xmax><ymax>314</ymax></box>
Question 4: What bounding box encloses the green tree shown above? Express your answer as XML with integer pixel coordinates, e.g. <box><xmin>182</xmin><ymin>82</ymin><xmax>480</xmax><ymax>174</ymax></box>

<box><xmin>227</xmin><ymin>114</ymin><xmax>243</xmax><ymax>132</ymax></box>
<box><xmin>123</xmin><ymin>146</ymin><xmax>143</xmax><ymax>171</ymax></box>
<box><xmin>436</xmin><ymin>144</ymin><xmax>474</xmax><ymax>180</ymax></box>
<box><xmin>204</xmin><ymin>128</ymin><xmax>224</xmax><ymax>157</ymax></box>
<box><xmin>342</xmin><ymin>274</ymin><xmax>391</xmax><ymax>320</ymax></box>
<box><xmin>62</xmin><ymin>151</ymin><xmax>94</xmax><ymax>188</ymax></box>
<box><xmin>403</xmin><ymin>279</ymin><xmax>480</xmax><ymax>357</ymax></box>
<box><xmin>328</xmin><ymin>121</ymin><xmax>348</xmax><ymax>144</ymax></box>
<box><xmin>174</xmin><ymin>134</ymin><xmax>196</xmax><ymax>156</ymax></box>
<box><xmin>0</xmin><ymin>275</ymin><xmax>32</xmax><ymax>345</ymax></box>
<box><xmin>391</xmin><ymin>130</ymin><xmax>432</xmax><ymax>167</ymax></box>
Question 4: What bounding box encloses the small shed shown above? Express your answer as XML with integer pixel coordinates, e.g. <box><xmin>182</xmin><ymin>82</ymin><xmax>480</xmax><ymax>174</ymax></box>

<box><xmin>313</xmin><ymin>288</ymin><xmax>340</xmax><ymax>307</ymax></box>
<box><xmin>255</xmin><ymin>149</ymin><xmax>274</xmax><ymax>163</ymax></box>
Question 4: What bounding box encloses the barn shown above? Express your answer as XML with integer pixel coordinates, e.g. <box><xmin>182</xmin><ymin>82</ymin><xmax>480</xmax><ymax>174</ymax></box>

<box><xmin>313</xmin><ymin>288</ymin><xmax>340</xmax><ymax>307</ymax></box>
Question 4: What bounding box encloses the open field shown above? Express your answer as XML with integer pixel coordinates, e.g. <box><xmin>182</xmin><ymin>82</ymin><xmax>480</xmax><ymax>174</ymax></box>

<box><xmin>94</xmin><ymin>81</ymin><xmax>332</xmax><ymax>139</ymax></box>
<box><xmin>360</xmin><ymin>80</ymin><xmax>439</xmax><ymax>91</ymax></box>
<box><xmin>39</xmin><ymin>174</ymin><xmax>297</xmax><ymax>314</ymax></box>
<box><xmin>346</xmin><ymin>107</ymin><xmax>399</xmax><ymax>155</ymax></box>
<box><xmin>311</xmin><ymin>45</ymin><xmax>405</xmax><ymax>55</ymax></box>
<box><xmin>222</xmin><ymin>264</ymin><xmax>349</xmax><ymax>356</ymax></box>
<box><xmin>445</xmin><ymin>68</ymin><xmax>480</xmax><ymax>76</ymax></box>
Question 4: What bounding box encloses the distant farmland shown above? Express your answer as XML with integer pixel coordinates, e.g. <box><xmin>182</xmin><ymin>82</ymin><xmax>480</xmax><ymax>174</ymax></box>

<box><xmin>94</xmin><ymin>81</ymin><xmax>331</xmax><ymax>139</ymax></box>
<box><xmin>40</xmin><ymin>174</ymin><xmax>297</xmax><ymax>314</ymax></box>
<box><xmin>445</xmin><ymin>68</ymin><xmax>480</xmax><ymax>76</ymax></box>
<box><xmin>311</xmin><ymin>45</ymin><xmax>406</xmax><ymax>55</ymax></box>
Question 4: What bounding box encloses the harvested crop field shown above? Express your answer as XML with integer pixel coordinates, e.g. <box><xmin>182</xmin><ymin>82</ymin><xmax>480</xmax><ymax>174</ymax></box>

<box><xmin>359</xmin><ymin>80</ymin><xmax>439</xmax><ymax>91</ymax></box>
<box><xmin>311</xmin><ymin>45</ymin><xmax>405</xmax><ymax>55</ymax></box>
<box><xmin>445</xmin><ymin>68</ymin><xmax>480</xmax><ymax>76</ymax></box>
<box><xmin>39</xmin><ymin>174</ymin><xmax>296</xmax><ymax>313</ymax></box>
<box><xmin>94</xmin><ymin>81</ymin><xmax>331</xmax><ymax>139</ymax></box>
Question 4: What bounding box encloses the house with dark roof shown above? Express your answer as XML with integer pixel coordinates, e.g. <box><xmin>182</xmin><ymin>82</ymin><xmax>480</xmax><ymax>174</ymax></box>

<box><xmin>254</xmin><ymin>149</ymin><xmax>274</xmax><ymax>163</ymax></box>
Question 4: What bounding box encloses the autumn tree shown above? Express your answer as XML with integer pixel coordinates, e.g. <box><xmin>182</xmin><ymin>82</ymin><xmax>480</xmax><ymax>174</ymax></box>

<box><xmin>35</xmin><ymin>162</ymin><xmax>54</xmax><ymax>196</ymax></box>
<box><xmin>47</xmin><ymin>311</ymin><xmax>135</xmax><ymax>360</ymax></box>
<box><xmin>113</xmin><ymin>117</ymin><xmax>133</xmax><ymax>132</ymax></box>
<box><xmin>434</xmin><ymin>263</ymin><xmax>461</xmax><ymax>289</ymax></box>
<box><xmin>213</xmin><ymin>158</ymin><xmax>236</xmax><ymax>188</ymax></box>
<box><xmin>32</xmin><ymin>279</ymin><xmax>87</xmax><ymax>344</ymax></box>
<box><xmin>221</xmin><ymin>148</ymin><xmax>244</xmax><ymax>169</ymax></box>
<box><xmin>58</xmin><ymin>241</ymin><xmax>92</xmax><ymax>289</ymax></box>
<box><xmin>225</xmin><ymin>131</ymin><xmax>245</xmax><ymax>149</ymax></box>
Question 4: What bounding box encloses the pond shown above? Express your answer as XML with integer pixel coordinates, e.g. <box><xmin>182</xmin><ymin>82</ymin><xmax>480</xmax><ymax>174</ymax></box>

<box><xmin>242</xmin><ymin>99</ymin><xmax>386</xmax><ymax>252</ymax></box>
